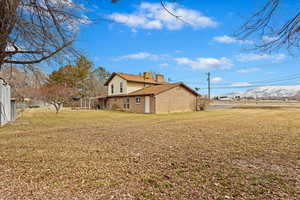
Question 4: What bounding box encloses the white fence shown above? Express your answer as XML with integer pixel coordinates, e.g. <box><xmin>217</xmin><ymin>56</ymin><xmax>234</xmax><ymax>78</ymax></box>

<box><xmin>0</xmin><ymin>78</ymin><xmax>11</xmax><ymax>125</ymax></box>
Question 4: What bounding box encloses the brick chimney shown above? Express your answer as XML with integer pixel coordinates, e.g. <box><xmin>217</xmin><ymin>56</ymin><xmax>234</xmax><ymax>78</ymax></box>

<box><xmin>155</xmin><ymin>74</ymin><xmax>164</xmax><ymax>83</ymax></box>
<box><xmin>143</xmin><ymin>72</ymin><xmax>151</xmax><ymax>79</ymax></box>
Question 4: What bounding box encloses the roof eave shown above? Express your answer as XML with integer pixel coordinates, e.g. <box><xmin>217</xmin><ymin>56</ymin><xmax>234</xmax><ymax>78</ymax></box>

<box><xmin>127</xmin><ymin>80</ymin><xmax>162</xmax><ymax>85</ymax></box>
<box><xmin>104</xmin><ymin>72</ymin><xmax>164</xmax><ymax>86</ymax></box>
<box><xmin>104</xmin><ymin>72</ymin><xmax>117</xmax><ymax>86</ymax></box>
<box><xmin>155</xmin><ymin>83</ymin><xmax>199</xmax><ymax>96</ymax></box>
<box><xmin>106</xmin><ymin>93</ymin><xmax>153</xmax><ymax>98</ymax></box>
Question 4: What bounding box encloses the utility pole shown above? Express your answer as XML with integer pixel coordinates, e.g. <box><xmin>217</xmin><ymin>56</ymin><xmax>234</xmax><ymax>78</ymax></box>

<box><xmin>207</xmin><ymin>72</ymin><xmax>211</xmax><ymax>100</ymax></box>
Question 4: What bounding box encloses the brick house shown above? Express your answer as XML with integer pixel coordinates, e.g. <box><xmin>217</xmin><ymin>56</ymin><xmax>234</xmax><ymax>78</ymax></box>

<box><xmin>97</xmin><ymin>72</ymin><xmax>200</xmax><ymax>114</ymax></box>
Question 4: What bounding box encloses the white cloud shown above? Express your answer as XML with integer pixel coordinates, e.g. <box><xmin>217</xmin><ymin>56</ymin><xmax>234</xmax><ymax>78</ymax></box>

<box><xmin>213</xmin><ymin>35</ymin><xmax>253</xmax><ymax>45</ymax></box>
<box><xmin>5</xmin><ymin>43</ymin><xmax>22</xmax><ymax>51</ymax></box>
<box><xmin>22</xmin><ymin>0</ymin><xmax>88</xmax><ymax>33</ymax></box>
<box><xmin>273</xmin><ymin>54</ymin><xmax>286</xmax><ymax>62</ymax></box>
<box><xmin>50</xmin><ymin>0</ymin><xmax>74</xmax><ymax>7</ymax></box>
<box><xmin>24</xmin><ymin>0</ymin><xmax>78</xmax><ymax>15</ymax></box>
<box><xmin>231</xmin><ymin>82</ymin><xmax>252</xmax><ymax>87</ymax></box>
<box><xmin>93</xmin><ymin>56</ymin><xmax>100</xmax><ymax>62</ymax></box>
<box><xmin>5</xmin><ymin>43</ymin><xmax>15</xmax><ymax>51</ymax></box>
<box><xmin>211</xmin><ymin>77</ymin><xmax>222</xmax><ymax>83</ymax></box>
<box><xmin>235</xmin><ymin>53</ymin><xmax>286</xmax><ymax>63</ymax></box>
<box><xmin>66</xmin><ymin>14</ymin><xmax>91</xmax><ymax>32</ymax></box>
<box><xmin>175</xmin><ymin>57</ymin><xmax>233</xmax><ymax>70</ymax></box>
<box><xmin>110</xmin><ymin>13</ymin><xmax>162</xmax><ymax>30</ymax></box>
<box><xmin>113</xmin><ymin>52</ymin><xmax>167</xmax><ymax>61</ymax></box>
<box><xmin>262</xmin><ymin>36</ymin><xmax>279</xmax><ymax>43</ymax></box>
<box><xmin>213</xmin><ymin>35</ymin><xmax>236</xmax><ymax>43</ymax></box>
<box><xmin>78</xmin><ymin>15</ymin><xmax>91</xmax><ymax>25</ymax></box>
<box><xmin>159</xmin><ymin>63</ymin><xmax>169</xmax><ymax>67</ymax></box>
<box><xmin>237</xmin><ymin>67</ymin><xmax>260</xmax><ymax>74</ymax></box>
<box><xmin>236</xmin><ymin>54</ymin><xmax>270</xmax><ymax>62</ymax></box>
<box><xmin>109</xmin><ymin>2</ymin><xmax>217</xmax><ymax>31</ymax></box>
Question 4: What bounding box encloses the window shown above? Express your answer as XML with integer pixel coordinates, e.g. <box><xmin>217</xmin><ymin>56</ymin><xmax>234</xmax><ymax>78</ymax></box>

<box><xmin>120</xmin><ymin>82</ymin><xmax>123</xmax><ymax>93</ymax></box>
<box><xmin>111</xmin><ymin>84</ymin><xmax>114</xmax><ymax>94</ymax></box>
<box><xmin>123</xmin><ymin>98</ymin><xmax>130</xmax><ymax>110</ymax></box>
<box><xmin>136</xmin><ymin>97</ymin><xmax>141</xmax><ymax>104</ymax></box>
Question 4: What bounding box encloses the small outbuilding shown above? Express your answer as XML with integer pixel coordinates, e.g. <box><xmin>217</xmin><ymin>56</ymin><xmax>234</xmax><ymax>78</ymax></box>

<box><xmin>0</xmin><ymin>78</ymin><xmax>12</xmax><ymax>125</ymax></box>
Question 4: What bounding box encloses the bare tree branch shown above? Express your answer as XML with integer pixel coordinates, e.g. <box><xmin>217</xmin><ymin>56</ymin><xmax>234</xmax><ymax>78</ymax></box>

<box><xmin>237</xmin><ymin>0</ymin><xmax>300</xmax><ymax>53</ymax></box>
<box><xmin>3</xmin><ymin>40</ymin><xmax>73</xmax><ymax>64</ymax></box>
<box><xmin>0</xmin><ymin>0</ymin><xmax>83</xmax><ymax>68</ymax></box>
<box><xmin>160</xmin><ymin>0</ymin><xmax>191</xmax><ymax>25</ymax></box>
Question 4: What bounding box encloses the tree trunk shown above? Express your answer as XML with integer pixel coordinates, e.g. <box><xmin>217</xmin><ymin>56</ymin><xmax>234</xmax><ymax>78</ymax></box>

<box><xmin>0</xmin><ymin>0</ymin><xmax>20</xmax><ymax>68</ymax></box>
<box><xmin>53</xmin><ymin>103</ymin><xmax>60</xmax><ymax>114</ymax></box>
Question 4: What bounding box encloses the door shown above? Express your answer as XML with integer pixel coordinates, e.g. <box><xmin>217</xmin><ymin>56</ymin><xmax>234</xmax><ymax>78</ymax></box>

<box><xmin>144</xmin><ymin>96</ymin><xmax>150</xmax><ymax>113</ymax></box>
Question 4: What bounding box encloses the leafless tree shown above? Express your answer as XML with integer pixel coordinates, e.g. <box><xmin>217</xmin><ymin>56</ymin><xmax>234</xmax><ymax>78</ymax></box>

<box><xmin>0</xmin><ymin>65</ymin><xmax>46</xmax><ymax>101</ymax></box>
<box><xmin>0</xmin><ymin>0</ymin><xmax>96</xmax><ymax>69</ymax></box>
<box><xmin>0</xmin><ymin>0</ymin><xmax>183</xmax><ymax>71</ymax></box>
<box><xmin>39</xmin><ymin>84</ymin><xmax>75</xmax><ymax>113</ymax></box>
<box><xmin>237</xmin><ymin>0</ymin><xmax>300</xmax><ymax>53</ymax></box>
<box><xmin>0</xmin><ymin>0</ymin><xmax>129</xmax><ymax>75</ymax></box>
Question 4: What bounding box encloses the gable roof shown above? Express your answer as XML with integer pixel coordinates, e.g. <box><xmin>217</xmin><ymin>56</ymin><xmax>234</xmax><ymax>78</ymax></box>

<box><xmin>94</xmin><ymin>93</ymin><xmax>108</xmax><ymax>99</ymax></box>
<box><xmin>107</xmin><ymin>83</ymin><xmax>199</xmax><ymax>97</ymax></box>
<box><xmin>130</xmin><ymin>83</ymin><xmax>180</xmax><ymax>96</ymax></box>
<box><xmin>104</xmin><ymin>72</ymin><xmax>164</xmax><ymax>86</ymax></box>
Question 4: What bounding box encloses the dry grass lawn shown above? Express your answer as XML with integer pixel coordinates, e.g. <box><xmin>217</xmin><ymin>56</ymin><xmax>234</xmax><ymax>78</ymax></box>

<box><xmin>0</xmin><ymin>108</ymin><xmax>299</xmax><ymax>200</ymax></box>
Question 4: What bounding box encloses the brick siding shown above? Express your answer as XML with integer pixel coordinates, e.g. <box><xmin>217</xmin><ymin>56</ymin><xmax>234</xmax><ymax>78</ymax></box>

<box><xmin>106</xmin><ymin>95</ymin><xmax>155</xmax><ymax>114</ymax></box>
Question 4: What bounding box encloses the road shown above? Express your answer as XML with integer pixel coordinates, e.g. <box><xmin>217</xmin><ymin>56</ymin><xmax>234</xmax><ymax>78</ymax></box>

<box><xmin>206</xmin><ymin>104</ymin><xmax>300</xmax><ymax>110</ymax></box>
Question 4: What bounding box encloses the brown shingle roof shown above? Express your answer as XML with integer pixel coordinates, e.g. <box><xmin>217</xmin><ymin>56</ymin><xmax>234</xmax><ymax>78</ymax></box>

<box><xmin>104</xmin><ymin>72</ymin><xmax>164</xmax><ymax>86</ymax></box>
<box><xmin>94</xmin><ymin>93</ymin><xmax>108</xmax><ymax>99</ymax></box>
<box><xmin>129</xmin><ymin>83</ymin><xmax>180</xmax><ymax>96</ymax></box>
<box><xmin>106</xmin><ymin>83</ymin><xmax>199</xmax><ymax>97</ymax></box>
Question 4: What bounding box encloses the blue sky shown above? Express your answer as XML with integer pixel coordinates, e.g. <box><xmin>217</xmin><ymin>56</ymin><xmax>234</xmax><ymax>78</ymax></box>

<box><xmin>51</xmin><ymin>0</ymin><xmax>300</xmax><ymax>96</ymax></box>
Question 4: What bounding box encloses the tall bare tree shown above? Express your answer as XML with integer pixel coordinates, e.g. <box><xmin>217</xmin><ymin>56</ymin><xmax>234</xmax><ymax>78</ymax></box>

<box><xmin>238</xmin><ymin>0</ymin><xmax>300</xmax><ymax>53</ymax></box>
<box><xmin>0</xmin><ymin>65</ymin><xmax>46</xmax><ymax>101</ymax></box>
<box><xmin>0</xmin><ymin>0</ymin><xmax>89</xmax><ymax>68</ymax></box>
<box><xmin>0</xmin><ymin>0</ymin><xmax>124</xmax><ymax>70</ymax></box>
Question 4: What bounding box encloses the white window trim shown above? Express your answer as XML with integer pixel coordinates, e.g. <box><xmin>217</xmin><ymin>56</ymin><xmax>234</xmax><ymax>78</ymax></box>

<box><xmin>123</xmin><ymin>97</ymin><xmax>130</xmax><ymax>110</ymax></box>
<box><xmin>111</xmin><ymin>84</ymin><xmax>114</xmax><ymax>94</ymax></box>
<box><xmin>135</xmin><ymin>97</ymin><xmax>141</xmax><ymax>104</ymax></box>
<box><xmin>120</xmin><ymin>82</ymin><xmax>123</xmax><ymax>93</ymax></box>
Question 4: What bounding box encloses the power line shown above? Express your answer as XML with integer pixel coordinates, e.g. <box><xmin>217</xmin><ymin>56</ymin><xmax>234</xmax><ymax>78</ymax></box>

<box><xmin>197</xmin><ymin>83</ymin><xmax>300</xmax><ymax>90</ymax></box>
<box><xmin>184</xmin><ymin>73</ymin><xmax>300</xmax><ymax>87</ymax></box>
<box><xmin>233</xmin><ymin>73</ymin><xmax>300</xmax><ymax>85</ymax></box>
<box><xmin>210</xmin><ymin>75</ymin><xmax>300</xmax><ymax>87</ymax></box>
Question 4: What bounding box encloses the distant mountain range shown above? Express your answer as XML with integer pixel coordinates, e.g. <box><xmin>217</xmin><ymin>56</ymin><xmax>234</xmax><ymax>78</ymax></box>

<box><xmin>227</xmin><ymin>85</ymin><xmax>300</xmax><ymax>98</ymax></box>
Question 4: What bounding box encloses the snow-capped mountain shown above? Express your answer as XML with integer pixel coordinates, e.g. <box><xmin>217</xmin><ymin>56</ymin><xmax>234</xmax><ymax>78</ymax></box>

<box><xmin>229</xmin><ymin>85</ymin><xmax>300</xmax><ymax>98</ymax></box>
